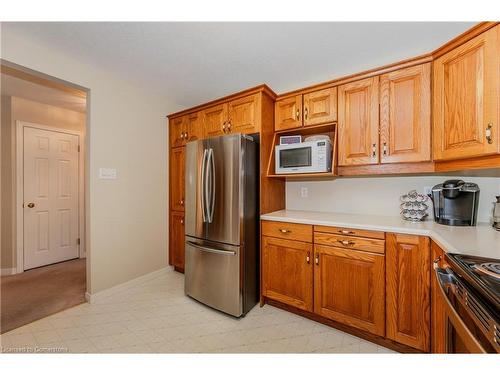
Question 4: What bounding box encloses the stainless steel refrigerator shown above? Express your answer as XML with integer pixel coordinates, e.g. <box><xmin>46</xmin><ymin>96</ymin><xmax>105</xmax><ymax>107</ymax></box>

<box><xmin>184</xmin><ymin>133</ymin><xmax>259</xmax><ymax>317</ymax></box>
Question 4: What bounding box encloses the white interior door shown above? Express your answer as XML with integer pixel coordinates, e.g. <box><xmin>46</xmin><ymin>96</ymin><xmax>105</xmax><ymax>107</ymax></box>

<box><xmin>23</xmin><ymin>126</ymin><xmax>79</xmax><ymax>270</ymax></box>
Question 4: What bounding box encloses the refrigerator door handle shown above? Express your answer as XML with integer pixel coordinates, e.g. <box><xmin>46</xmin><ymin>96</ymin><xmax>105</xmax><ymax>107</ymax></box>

<box><xmin>208</xmin><ymin>148</ymin><xmax>216</xmax><ymax>223</ymax></box>
<box><xmin>186</xmin><ymin>241</ymin><xmax>236</xmax><ymax>256</ymax></box>
<box><xmin>201</xmin><ymin>148</ymin><xmax>208</xmax><ymax>223</ymax></box>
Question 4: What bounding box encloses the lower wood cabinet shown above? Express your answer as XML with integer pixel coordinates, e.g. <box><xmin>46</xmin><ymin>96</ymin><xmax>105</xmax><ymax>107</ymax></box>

<box><xmin>169</xmin><ymin>211</ymin><xmax>185</xmax><ymax>271</ymax></box>
<box><xmin>431</xmin><ymin>241</ymin><xmax>447</xmax><ymax>353</ymax></box>
<box><xmin>386</xmin><ymin>233</ymin><xmax>431</xmax><ymax>351</ymax></box>
<box><xmin>170</xmin><ymin>146</ymin><xmax>185</xmax><ymax>212</ymax></box>
<box><xmin>313</xmin><ymin>245</ymin><xmax>385</xmax><ymax>336</ymax></box>
<box><xmin>262</xmin><ymin>236</ymin><xmax>313</xmax><ymax>312</ymax></box>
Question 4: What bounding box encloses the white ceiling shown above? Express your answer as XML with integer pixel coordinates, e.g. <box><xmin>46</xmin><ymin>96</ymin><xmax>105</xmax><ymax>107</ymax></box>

<box><xmin>1</xmin><ymin>73</ymin><xmax>87</xmax><ymax>113</ymax></box>
<box><xmin>3</xmin><ymin>22</ymin><xmax>475</xmax><ymax>109</ymax></box>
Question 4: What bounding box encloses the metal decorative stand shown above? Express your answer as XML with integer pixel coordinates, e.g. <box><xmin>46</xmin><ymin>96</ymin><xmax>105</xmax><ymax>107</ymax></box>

<box><xmin>400</xmin><ymin>190</ymin><xmax>429</xmax><ymax>222</ymax></box>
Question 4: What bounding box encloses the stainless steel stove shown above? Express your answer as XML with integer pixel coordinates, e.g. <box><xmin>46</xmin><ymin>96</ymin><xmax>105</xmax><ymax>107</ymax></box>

<box><xmin>434</xmin><ymin>253</ymin><xmax>500</xmax><ymax>353</ymax></box>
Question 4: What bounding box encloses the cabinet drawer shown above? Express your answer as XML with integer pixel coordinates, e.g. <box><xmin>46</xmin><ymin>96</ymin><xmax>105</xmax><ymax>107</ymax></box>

<box><xmin>314</xmin><ymin>232</ymin><xmax>385</xmax><ymax>254</ymax></box>
<box><xmin>314</xmin><ymin>225</ymin><xmax>385</xmax><ymax>240</ymax></box>
<box><xmin>262</xmin><ymin>221</ymin><xmax>313</xmax><ymax>243</ymax></box>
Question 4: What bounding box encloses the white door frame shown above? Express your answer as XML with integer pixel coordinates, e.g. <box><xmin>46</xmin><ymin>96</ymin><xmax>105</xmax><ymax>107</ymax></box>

<box><xmin>15</xmin><ymin>120</ymin><xmax>85</xmax><ymax>273</ymax></box>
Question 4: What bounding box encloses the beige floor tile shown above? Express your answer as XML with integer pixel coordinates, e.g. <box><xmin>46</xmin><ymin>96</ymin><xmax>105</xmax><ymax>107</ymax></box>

<box><xmin>33</xmin><ymin>329</ymin><xmax>62</xmax><ymax>345</ymax></box>
<box><xmin>63</xmin><ymin>337</ymin><xmax>97</xmax><ymax>353</ymax></box>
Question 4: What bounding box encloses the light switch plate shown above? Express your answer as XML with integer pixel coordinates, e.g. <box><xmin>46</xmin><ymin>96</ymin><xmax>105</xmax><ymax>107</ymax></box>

<box><xmin>300</xmin><ymin>187</ymin><xmax>308</xmax><ymax>198</ymax></box>
<box><xmin>99</xmin><ymin>168</ymin><xmax>117</xmax><ymax>179</ymax></box>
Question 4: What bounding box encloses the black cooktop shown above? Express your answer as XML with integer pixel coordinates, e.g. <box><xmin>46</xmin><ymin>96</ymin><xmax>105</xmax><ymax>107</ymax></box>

<box><xmin>446</xmin><ymin>253</ymin><xmax>500</xmax><ymax>315</ymax></box>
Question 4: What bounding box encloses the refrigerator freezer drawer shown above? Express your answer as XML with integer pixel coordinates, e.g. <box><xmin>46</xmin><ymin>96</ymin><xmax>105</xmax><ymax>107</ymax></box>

<box><xmin>184</xmin><ymin>237</ymin><xmax>242</xmax><ymax>317</ymax></box>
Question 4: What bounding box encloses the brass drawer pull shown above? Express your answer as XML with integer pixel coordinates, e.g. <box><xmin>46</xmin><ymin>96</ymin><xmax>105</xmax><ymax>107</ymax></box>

<box><xmin>295</xmin><ymin>109</ymin><xmax>300</xmax><ymax>121</ymax></box>
<box><xmin>315</xmin><ymin>253</ymin><xmax>319</xmax><ymax>265</ymax></box>
<box><xmin>304</xmin><ymin>107</ymin><xmax>308</xmax><ymax>120</ymax></box>
<box><xmin>339</xmin><ymin>229</ymin><xmax>354</xmax><ymax>235</ymax></box>
<box><xmin>279</xmin><ymin>228</ymin><xmax>291</xmax><ymax>233</ymax></box>
<box><xmin>486</xmin><ymin>123</ymin><xmax>493</xmax><ymax>144</ymax></box>
<box><xmin>372</xmin><ymin>143</ymin><xmax>377</xmax><ymax>157</ymax></box>
<box><xmin>306</xmin><ymin>251</ymin><xmax>310</xmax><ymax>264</ymax></box>
<box><xmin>337</xmin><ymin>239</ymin><xmax>355</xmax><ymax>246</ymax></box>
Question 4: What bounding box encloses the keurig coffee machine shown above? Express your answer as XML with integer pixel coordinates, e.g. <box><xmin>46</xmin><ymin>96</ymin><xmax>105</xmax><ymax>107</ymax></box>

<box><xmin>431</xmin><ymin>180</ymin><xmax>480</xmax><ymax>226</ymax></box>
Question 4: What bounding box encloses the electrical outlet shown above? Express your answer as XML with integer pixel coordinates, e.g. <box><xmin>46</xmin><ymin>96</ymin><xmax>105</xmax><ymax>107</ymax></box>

<box><xmin>300</xmin><ymin>187</ymin><xmax>308</xmax><ymax>198</ymax></box>
<box><xmin>423</xmin><ymin>186</ymin><xmax>432</xmax><ymax>196</ymax></box>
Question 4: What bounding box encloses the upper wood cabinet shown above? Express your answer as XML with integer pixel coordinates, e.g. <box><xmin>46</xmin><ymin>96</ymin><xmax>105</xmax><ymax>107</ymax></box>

<box><xmin>386</xmin><ymin>233</ymin><xmax>431</xmax><ymax>352</ymax></box>
<box><xmin>433</xmin><ymin>25</ymin><xmax>500</xmax><ymax>161</ymax></box>
<box><xmin>275</xmin><ymin>88</ymin><xmax>337</xmax><ymax>131</ymax></box>
<box><xmin>185</xmin><ymin>112</ymin><xmax>203</xmax><ymax>143</ymax></box>
<box><xmin>303</xmin><ymin>87</ymin><xmax>337</xmax><ymax>127</ymax></box>
<box><xmin>228</xmin><ymin>94</ymin><xmax>260</xmax><ymax>134</ymax></box>
<box><xmin>338</xmin><ymin>77</ymin><xmax>379</xmax><ymax>166</ymax></box>
<box><xmin>314</xmin><ymin>245</ymin><xmax>385</xmax><ymax>336</ymax></box>
<box><xmin>275</xmin><ymin>95</ymin><xmax>302</xmax><ymax>131</ymax></box>
<box><xmin>262</xmin><ymin>236</ymin><xmax>313</xmax><ymax>312</ymax></box>
<box><xmin>380</xmin><ymin>63</ymin><xmax>431</xmax><ymax>163</ymax></box>
<box><xmin>170</xmin><ymin>116</ymin><xmax>186</xmax><ymax>148</ymax></box>
<box><xmin>169</xmin><ymin>211</ymin><xmax>185</xmax><ymax>271</ymax></box>
<box><xmin>170</xmin><ymin>146</ymin><xmax>185</xmax><ymax>212</ymax></box>
<box><xmin>203</xmin><ymin>103</ymin><xmax>228</xmax><ymax>138</ymax></box>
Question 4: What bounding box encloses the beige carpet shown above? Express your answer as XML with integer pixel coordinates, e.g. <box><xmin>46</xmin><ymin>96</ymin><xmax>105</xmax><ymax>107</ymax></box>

<box><xmin>1</xmin><ymin>258</ymin><xmax>86</xmax><ymax>333</ymax></box>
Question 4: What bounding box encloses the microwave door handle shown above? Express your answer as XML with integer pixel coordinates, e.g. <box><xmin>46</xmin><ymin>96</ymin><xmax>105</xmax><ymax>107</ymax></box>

<box><xmin>208</xmin><ymin>148</ymin><xmax>216</xmax><ymax>223</ymax></box>
<box><xmin>201</xmin><ymin>149</ymin><xmax>208</xmax><ymax>223</ymax></box>
<box><xmin>433</xmin><ymin>260</ymin><xmax>487</xmax><ymax>353</ymax></box>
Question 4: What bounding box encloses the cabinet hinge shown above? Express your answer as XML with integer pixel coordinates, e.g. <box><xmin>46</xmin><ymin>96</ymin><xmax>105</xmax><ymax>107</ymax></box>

<box><xmin>78</xmin><ymin>145</ymin><xmax>80</xmax><ymax>152</ymax></box>
<box><xmin>77</xmin><ymin>238</ymin><xmax>80</xmax><ymax>245</ymax></box>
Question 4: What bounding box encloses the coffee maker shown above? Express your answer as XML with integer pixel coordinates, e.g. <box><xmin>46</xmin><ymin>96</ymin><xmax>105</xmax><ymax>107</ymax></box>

<box><xmin>431</xmin><ymin>180</ymin><xmax>480</xmax><ymax>226</ymax></box>
<box><xmin>493</xmin><ymin>196</ymin><xmax>500</xmax><ymax>231</ymax></box>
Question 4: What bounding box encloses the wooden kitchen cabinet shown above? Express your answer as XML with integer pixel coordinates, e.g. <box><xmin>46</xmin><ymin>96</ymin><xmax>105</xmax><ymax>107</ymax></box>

<box><xmin>433</xmin><ymin>25</ymin><xmax>500</xmax><ymax>161</ymax></box>
<box><xmin>303</xmin><ymin>87</ymin><xmax>337</xmax><ymax>126</ymax></box>
<box><xmin>431</xmin><ymin>241</ymin><xmax>448</xmax><ymax>353</ymax></box>
<box><xmin>275</xmin><ymin>95</ymin><xmax>303</xmax><ymax>131</ymax></box>
<box><xmin>386</xmin><ymin>233</ymin><xmax>431</xmax><ymax>351</ymax></box>
<box><xmin>169</xmin><ymin>146</ymin><xmax>185</xmax><ymax>212</ymax></box>
<box><xmin>262</xmin><ymin>236</ymin><xmax>313</xmax><ymax>312</ymax></box>
<box><xmin>185</xmin><ymin>111</ymin><xmax>203</xmax><ymax>142</ymax></box>
<box><xmin>169</xmin><ymin>211</ymin><xmax>185</xmax><ymax>271</ymax></box>
<box><xmin>314</xmin><ymin>245</ymin><xmax>385</xmax><ymax>336</ymax></box>
<box><xmin>170</xmin><ymin>116</ymin><xmax>186</xmax><ymax>148</ymax></box>
<box><xmin>338</xmin><ymin>77</ymin><xmax>380</xmax><ymax>166</ymax></box>
<box><xmin>203</xmin><ymin>103</ymin><xmax>228</xmax><ymax>138</ymax></box>
<box><xmin>380</xmin><ymin>63</ymin><xmax>431</xmax><ymax>163</ymax></box>
<box><xmin>228</xmin><ymin>94</ymin><xmax>260</xmax><ymax>134</ymax></box>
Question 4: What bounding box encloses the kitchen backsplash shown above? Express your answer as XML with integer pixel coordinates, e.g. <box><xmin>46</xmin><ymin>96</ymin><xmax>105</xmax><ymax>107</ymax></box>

<box><xmin>286</xmin><ymin>176</ymin><xmax>500</xmax><ymax>224</ymax></box>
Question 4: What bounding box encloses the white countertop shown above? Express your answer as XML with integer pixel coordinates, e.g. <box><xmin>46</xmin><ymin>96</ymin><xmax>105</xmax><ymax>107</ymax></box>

<box><xmin>261</xmin><ymin>210</ymin><xmax>500</xmax><ymax>259</ymax></box>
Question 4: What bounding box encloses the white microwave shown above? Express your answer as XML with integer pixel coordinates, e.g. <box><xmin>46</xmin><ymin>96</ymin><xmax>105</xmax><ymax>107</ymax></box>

<box><xmin>275</xmin><ymin>139</ymin><xmax>332</xmax><ymax>174</ymax></box>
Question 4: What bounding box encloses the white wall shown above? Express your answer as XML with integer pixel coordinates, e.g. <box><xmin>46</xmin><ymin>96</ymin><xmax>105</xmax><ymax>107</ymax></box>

<box><xmin>1</xmin><ymin>25</ymin><xmax>181</xmax><ymax>293</ymax></box>
<box><xmin>287</xmin><ymin>176</ymin><xmax>500</xmax><ymax>224</ymax></box>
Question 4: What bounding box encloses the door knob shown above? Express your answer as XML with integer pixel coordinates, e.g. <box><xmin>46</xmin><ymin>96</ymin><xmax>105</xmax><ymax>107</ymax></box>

<box><xmin>26</xmin><ymin>202</ymin><xmax>35</xmax><ymax>208</ymax></box>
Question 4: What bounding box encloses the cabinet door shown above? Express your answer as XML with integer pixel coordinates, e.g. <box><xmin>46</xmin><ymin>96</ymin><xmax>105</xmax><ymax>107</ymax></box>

<box><xmin>338</xmin><ymin>77</ymin><xmax>379</xmax><ymax>166</ymax></box>
<box><xmin>203</xmin><ymin>103</ymin><xmax>228</xmax><ymax>138</ymax></box>
<box><xmin>386</xmin><ymin>233</ymin><xmax>431</xmax><ymax>351</ymax></box>
<box><xmin>433</xmin><ymin>26</ymin><xmax>500</xmax><ymax>160</ymax></box>
<box><xmin>170</xmin><ymin>147</ymin><xmax>185</xmax><ymax>212</ymax></box>
<box><xmin>185</xmin><ymin>112</ymin><xmax>203</xmax><ymax>142</ymax></box>
<box><xmin>275</xmin><ymin>95</ymin><xmax>303</xmax><ymax>131</ymax></box>
<box><xmin>380</xmin><ymin>64</ymin><xmax>431</xmax><ymax>163</ymax></box>
<box><xmin>303</xmin><ymin>87</ymin><xmax>337</xmax><ymax>126</ymax></box>
<box><xmin>431</xmin><ymin>241</ymin><xmax>448</xmax><ymax>353</ymax></box>
<box><xmin>169</xmin><ymin>211</ymin><xmax>185</xmax><ymax>271</ymax></box>
<box><xmin>228</xmin><ymin>94</ymin><xmax>260</xmax><ymax>134</ymax></box>
<box><xmin>170</xmin><ymin>116</ymin><xmax>186</xmax><ymax>148</ymax></box>
<box><xmin>262</xmin><ymin>236</ymin><xmax>313</xmax><ymax>312</ymax></box>
<box><xmin>314</xmin><ymin>245</ymin><xmax>385</xmax><ymax>336</ymax></box>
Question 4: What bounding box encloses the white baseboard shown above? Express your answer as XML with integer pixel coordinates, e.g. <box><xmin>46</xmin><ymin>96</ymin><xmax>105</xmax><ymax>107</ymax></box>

<box><xmin>1</xmin><ymin>267</ymin><xmax>17</xmax><ymax>276</ymax></box>
<box><xmin>85</xmin><ymin>266</ymin><xmax>171</xmax><ymax>303</ymax></box>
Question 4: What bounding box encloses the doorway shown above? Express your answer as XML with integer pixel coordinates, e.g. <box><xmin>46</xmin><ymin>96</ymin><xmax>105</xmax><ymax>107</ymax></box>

<box><xmin>1</xmin><ymin>60</ymin><xmax>89</xmax><ymax>333</ymax></box>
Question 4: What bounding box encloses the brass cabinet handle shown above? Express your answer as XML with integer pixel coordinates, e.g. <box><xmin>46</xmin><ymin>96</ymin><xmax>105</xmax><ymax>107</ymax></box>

<box><xmin>184</xmin><ymin>132</ymin><xmax>188</xmax><ymax>139</ymax></box>
<box><xmin>227</xmin><ymin>121</ymin><xmax>232</xmax><ymax>131</ymax></box>
<box><xmin>279</xmin><ymin>228</ymin><xmax>291</xmax><ymax>233</ymax></box>
<box><xmin>372</xmin><ymin>143</ymin><xmax>377</xmax><ymax>158</ymax></box>
<box><xmin>222</xmin><ymin>122</ymin><xmax>226</xmax><ymax>132</ymax></box>
<box><xmin>180</xmin><ymin>199</ymin><xmax>184</xmax><ymax>206</ymax></box>
<box><xmin>26</xmin><ymin>202</ymin><xmax>35</xmax><ymax>208</ymax></box>
<box><xmin>383</xmin><ymin>142</ymin><xmax>387</xmax><ymax>156</ymax></box>
<box><xmin>337</xmin><ymin>239</ymin><xmax>355</xmax><ymax>246</ymax></box>
<box><xmin>180</xmin><ymin>218</ymin><xmax>184</xmax><ymax>225</ymax></box>
<box><xmin>304</xmin><ymin>107</ymin><xmax>308</xmax><ymax>120</ymax></box>
<box><xmin>339</xmin><ymin>229</ymin><xmax>354</xmax><ymax>235</ymax></box>
<box><xmin>296</xmin><ymin>109</ymin><xmax>300</xmax><ymax>121</ymax></box>
<box><xmin>315</xmin><ymin>253</ymin><xmax>319</xmax><ymax>265</ymax></box>
<box><xmin>486</xmin><ymin>123</ymin><xmax>493</xmax><ymax>144</ymax></box>
<box><xmin>306</xmin><ymin>251</ymin><xmax>310</xmax><ymax>264</ymax></box>
<box><xmin>180</xmin><ymin>132</ymin><xmax>185</xmax><ymax>140</ymax></box>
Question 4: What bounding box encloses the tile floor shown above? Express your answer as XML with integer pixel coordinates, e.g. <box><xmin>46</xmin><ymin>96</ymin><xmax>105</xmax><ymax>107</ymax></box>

<box><xmin>0</xmin><ymin>269</ymin><xmax>396</xmax><ymax>353</ymax></box>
